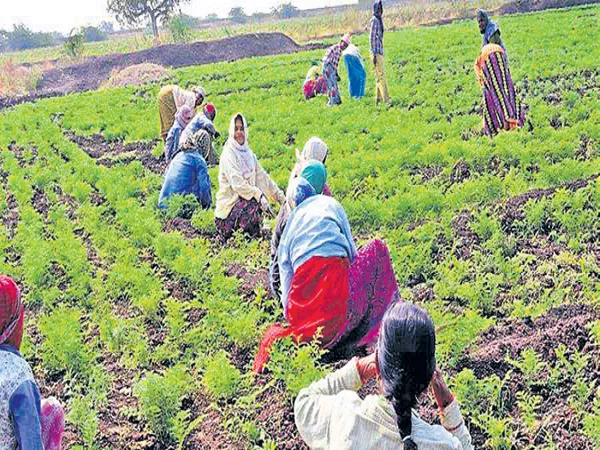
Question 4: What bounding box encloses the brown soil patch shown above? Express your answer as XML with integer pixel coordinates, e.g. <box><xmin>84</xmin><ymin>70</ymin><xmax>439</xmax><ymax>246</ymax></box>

<box><xmin>451</xmin><ymin>210</ymin><xmax>480</xmax><ymax>259</ymax></box>
<box><xmin>101</xmin><ymin>63</ymin><xmax>171</xmax><ymax>89</ymax></box>
<box><xmin>455</xmin><ymin>303</ymin><xmax>599</xmax><ymax>449</ymax></box>
<box><xmin>0</xmin><ymin>33</ymin><xmax>324</xmax><ymax>110</ymax></box>
<box><xmin>64</xmin><ymin>130</ymin><xmax>165</xmax><ymax>174</ymax></box>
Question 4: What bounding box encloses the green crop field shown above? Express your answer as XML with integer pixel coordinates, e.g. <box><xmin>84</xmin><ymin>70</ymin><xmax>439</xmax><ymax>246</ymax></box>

<box><xmin>0</xmin><ymin>4</ymin><xmax>599</xmax><ymax>449</ymax></box>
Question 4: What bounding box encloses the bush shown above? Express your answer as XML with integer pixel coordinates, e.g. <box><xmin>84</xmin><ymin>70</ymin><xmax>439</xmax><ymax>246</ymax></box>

<box><xmin>64</xmin><ymin>30</ymin><xmax>84</xmax><ymax>59</ymax></box>
<box><xmin>6</xmin><ymin>24</ymin><xmax>56</xmax><ymax>51</ymax></box>
<box><xmin>81</xmin><ymin>26</ymin><xmax>107</xmax><ymax>43</ymax></box>
<box><xmin>168</xmin><ymin>15</ymin><xmax>194</xmax><ymax>43</ymax></box>
<box><xmin>163</xmin><ymin>194</ymin><xmax>200</xmax><ymax>220</ymax></box>
<box><xmin>134</xmin><ymin>366</ymin><xmax>193</xmax><ymax>441</ymax></box>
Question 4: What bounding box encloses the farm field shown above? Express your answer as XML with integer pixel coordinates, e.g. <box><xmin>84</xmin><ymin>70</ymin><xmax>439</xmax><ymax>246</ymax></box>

<box><xmin>0</xmin><ymin>4</ymin><xmax>599</xmax><ymax>450</ymax></box>
<box><xmin>0</xmin><ymin>0</ymin><xmax>508</xmax><ymax>66</ymax></box>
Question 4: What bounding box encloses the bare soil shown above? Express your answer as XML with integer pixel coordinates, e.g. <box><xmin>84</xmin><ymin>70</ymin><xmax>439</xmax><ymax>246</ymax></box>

<box><xmin>0</xmin><ymin>33</ymin><xmax>324</xmax><ymax>110</ymax></box>
<box><xmin>64</xmin><ymin>130</ymin><xmax>165</xmax><ymax>174</ymax></box>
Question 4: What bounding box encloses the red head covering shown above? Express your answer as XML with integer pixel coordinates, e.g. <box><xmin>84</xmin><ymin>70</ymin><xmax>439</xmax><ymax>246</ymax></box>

<box><xmin>204</xmin><ymin>103</ymin><xmax>216</xmax><ymax>119</ymax></box>
<box><xmin>0</xmin><ymin>275</ymin><xmax>24</xmax><ymax>350</ymax></box>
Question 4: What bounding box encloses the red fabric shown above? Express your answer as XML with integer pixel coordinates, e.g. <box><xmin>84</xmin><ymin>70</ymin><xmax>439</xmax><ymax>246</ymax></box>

<box><xmin>0</xmin><ymin>275</ymin><xmax>24</xmax><ymax>350</ymax></box>
<box><xmin>253</xmin><ymin>256</ymin><xmax>349</xmax><ymax>373</ymax></box>
<box><xmin>204</xmin><ymin>103</ymin><xmax>216</xmax><ymax>116</ymax></box>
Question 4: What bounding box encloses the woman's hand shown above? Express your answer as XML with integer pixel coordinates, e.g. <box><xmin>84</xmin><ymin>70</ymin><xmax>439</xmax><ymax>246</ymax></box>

<box><xmin>356</xmin><ymin>353</ymin><xmax>378</xmax><ymax>385</ymax></box>
<box><xmin>429</xmin><ymin>368</ymin><xmax>454</xmax><ymax>410</ymax></box>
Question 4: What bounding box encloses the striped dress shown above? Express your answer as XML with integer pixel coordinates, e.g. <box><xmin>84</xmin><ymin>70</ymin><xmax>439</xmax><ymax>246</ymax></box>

<box><xmin>475</xmin><ymin>44</ymin><xmax>525</xmax><ymax>136</ymax></box>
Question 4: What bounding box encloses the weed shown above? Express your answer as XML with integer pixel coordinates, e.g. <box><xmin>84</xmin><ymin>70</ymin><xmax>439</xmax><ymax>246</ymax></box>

<box><xmin>203</xmin><ymin>351</ymin><xmax>242</xmax><ymax>400</ymax></box>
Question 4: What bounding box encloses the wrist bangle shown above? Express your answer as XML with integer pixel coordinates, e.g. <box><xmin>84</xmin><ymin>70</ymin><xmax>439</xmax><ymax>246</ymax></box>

<box><xmin>402</xmin><ymin>435</ymin><xmax>412</xmax><ymax>442</ymax></box>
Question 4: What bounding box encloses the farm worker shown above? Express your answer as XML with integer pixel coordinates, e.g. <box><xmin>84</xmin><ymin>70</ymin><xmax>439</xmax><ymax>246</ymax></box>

<box><xmin>214</xmin><ymin>113</ymin><xmax>285</xmax><ymax>241</ymax></box>
<box><xmin>475</xmin><ymin>44</ymin><xmax>526</xmax><ymax>137</ymax></box>
<box><xmin>164</xmin><ymin>105</ymin><xmax>194</xmax><ymax>162</ymax></box>
<box><xmin>370</xmin><ymin>0</ymin><xmax>390</xmax><ymax>104</ymax></box>
<box><xmin>322</xmin><ymin>33</ymin><xmax>351</xmax><ymax>106</ymax></box>
<box><xmin>0</xmin><ymin>275</ymin><xmax>65</xmax><ymax>450</ymax></box>
<box><xmin>179</xmin><ymin>103</ymin><xmax>221</xmax><ymax>167</ymax></box>
<box><xmin>343</xmin><ymin>44</ymin><xmax>366</xmax><ymax>99</ymax></box>
<box><xmin>269</xmin><ymin>137</ymin><xmax>332</xmax><ymax>301</ymax></box>
<box><xmin>294</xmin><ymin>302</ymin><xmax>474</xmax><ymax>450</ymax></box>
<box><xmin>253</xmin><ymin>178</ymin><xmax>400</xmax><ymax>373</ymax></box>
<box><xmin>303</xmin><ymin>64</ymin><xmax>327</xmax><ymax>100</ymax></box>
<box><xmin>158</xmin><ymin>129</ymin><xmax>212</xmax><ymax>210</ymax></box>
<box><xmin>477</xmin><ymin>9</ymin><xmax>505</xmax><ymax>50</ymax></box>
<box><xmin>157</xmin><ymin>84</ymin><xmax>206</xmax><ymax>142</ymax></box>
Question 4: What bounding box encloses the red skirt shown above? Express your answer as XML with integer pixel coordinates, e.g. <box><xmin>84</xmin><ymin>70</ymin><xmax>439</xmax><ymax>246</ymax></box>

<box><xmin>253</xmin><ymin>256</ymin><xmax>349</xmax><ymax>372</ymax></box>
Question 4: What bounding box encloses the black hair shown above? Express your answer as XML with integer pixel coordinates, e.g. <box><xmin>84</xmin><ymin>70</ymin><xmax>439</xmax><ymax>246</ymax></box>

<box><xmin>377</xmin><ymin>302</ymin><xmax>436</xmax><ymax>449</ymax></box>
<box><xmin>234</xmin><ymin>113</ymin><xmax>245</xmax><ymax>130</ymax></box>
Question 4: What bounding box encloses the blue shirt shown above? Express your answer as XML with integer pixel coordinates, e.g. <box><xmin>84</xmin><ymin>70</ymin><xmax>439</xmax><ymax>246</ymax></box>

<box><xmin>179</xmin><ymin>113</ymin><xmax>218</xmax><ymax>146</ymax></box>
<box><xmin>165</xmin><ymin>120</ymin><xmax>185</xmax><ymax>162</ymax></box>
<box><xmin>158</xmin><ymin>151</ymin><xmax>212</xmax><ymax>209</ymax></box>
<box><xmin>278</xmin><ymin>195</ymin><xmax>357</xmax><ymax>311</ymax></box>
<box><xmin>0</xmin><ymin>344</ymin><xmax>43</xmax><ymax>450</ymax></box>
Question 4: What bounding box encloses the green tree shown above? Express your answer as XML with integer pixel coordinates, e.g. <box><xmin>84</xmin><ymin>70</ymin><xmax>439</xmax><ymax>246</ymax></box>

<box><xmin>229</xmin><ymin>7</ymin><xmax>247</xmax><ymax>23</ymax></box>
<box><xmin>99</xmin><ymin>21</ymin><xmax>115</xmax><ymax>33</ymax></box>
<box><xmin>107</xmin><ymin>0</ymin><xmax>190</xmax><ymax>39</ymax></box>
<box><xmin>272</xmin><ymin>2</ymin><xmax>299</xmax><ymax>19</ymax></box>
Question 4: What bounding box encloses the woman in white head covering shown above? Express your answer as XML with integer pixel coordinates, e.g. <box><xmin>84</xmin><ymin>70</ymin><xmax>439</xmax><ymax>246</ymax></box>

<box><xmin>214</xmin><ymin>113</ymin><xmax>285</xmax><ymax>241</ymax></box>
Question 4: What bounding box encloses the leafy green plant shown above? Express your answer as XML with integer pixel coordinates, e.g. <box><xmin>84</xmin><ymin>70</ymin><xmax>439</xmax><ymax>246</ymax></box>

<box><xmin>203</xmin><ymin>351</ymin><xmax>242</xmax><ymax>400</ymax></box>
<box><xmin>38</xmin><ymin>307</ymin><xmax>89</xmax><ymax>375</ymax></box>
<box><xmin>516</xmin><ymin>391</ymin><xmax>542</xmax><ymax>434</ymax></box>
<box><xmin>267</xmin><ymin>336</ymin><xmax>325</xmax><ymax>396</ymax></box>
<box><xmin>134</xmin><ymin>365</ymin><xmax>194</xmax><ymax>441</ymax></box>
<box><xmin>506</xmin><ymin>348</ymin><xmax>546</xmax><ymax>387</ymax></box>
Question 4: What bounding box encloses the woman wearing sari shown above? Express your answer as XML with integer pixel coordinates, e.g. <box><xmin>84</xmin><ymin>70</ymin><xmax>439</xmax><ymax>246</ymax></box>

<box><xmin>254</xmin><ymin>178</ymin><xmax>400</xmax><ymax>373</ymax></box>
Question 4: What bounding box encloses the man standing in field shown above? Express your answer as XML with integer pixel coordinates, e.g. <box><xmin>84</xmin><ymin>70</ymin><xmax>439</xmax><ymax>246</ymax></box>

<box><xmin>370</xmin><ymin>0</ymin><xmax>390</xmax><ymax>104</ymax></box>
<box><xmin>322</xmin><ymin>34</ymin><xmax>351</xmax><ymax>106</ymax></box>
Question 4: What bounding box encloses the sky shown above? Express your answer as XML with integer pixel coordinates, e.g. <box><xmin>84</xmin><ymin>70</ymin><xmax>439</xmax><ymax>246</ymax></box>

<box><xmin>0</xmin><ymin>0</ymin><xmax>356</xmax><ymax>34</ymax></box>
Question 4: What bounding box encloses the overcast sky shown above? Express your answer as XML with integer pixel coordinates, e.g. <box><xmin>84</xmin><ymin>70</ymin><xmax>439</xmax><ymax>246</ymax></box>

<box><xmin>0</xmin><ymin>0</ymin><xmax>356</xmax><ymax>34</ymax></box>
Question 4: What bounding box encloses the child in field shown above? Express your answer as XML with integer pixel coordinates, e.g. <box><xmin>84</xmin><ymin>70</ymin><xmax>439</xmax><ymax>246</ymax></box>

<box><xmin>295</xmin><ymin>302</ymin><xmax>474</xmax><ymax>450</ymax></box>
<box><xmin>254</xmin><ymin>177</ymin><xmax>400</xmax><ymax>373</ymax></box>
<box><xmin>0</xmin><ymin>275</ymin><xmax>65</xmax><ymax>450</ymax></box>
<box><xmin>214</xmin><ymin>113</ymin><xmax>285</xmax><ymax>241</ymax></box>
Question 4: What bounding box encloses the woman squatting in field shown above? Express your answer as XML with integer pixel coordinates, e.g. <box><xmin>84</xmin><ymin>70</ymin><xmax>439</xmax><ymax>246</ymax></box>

<box><xmin>295</xmin><ymin>302</ymin><xmax>474</xmax><ymax>450</ymax></box>
<box><xmin>0</xmin><ymin>275</ymin><xmax>65</xmax><ymax>450</ymax></box>
<box><xmin>214</xmin><ymin>113</ymin><xmax>285</xmax><ymax>241</ymax></box>
<box><xmin>269</xmin><ymin>137</ymin><xmax>332</xmax><ymax>302</ymax></box>
<box><xmin>254</xmin><ymin>172</ymin><xmax>400</xmax><ymax>373</ymax></box>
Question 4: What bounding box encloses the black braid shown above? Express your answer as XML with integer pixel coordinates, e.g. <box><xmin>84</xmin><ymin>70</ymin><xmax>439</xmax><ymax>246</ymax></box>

<box><xmin>377</xmin><ymin>302</ymin><xmax>436</xmax><ymax>450</ymax></box>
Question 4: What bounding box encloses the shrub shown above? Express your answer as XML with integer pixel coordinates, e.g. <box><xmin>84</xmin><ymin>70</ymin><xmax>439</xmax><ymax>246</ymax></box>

<box><xmin>163</xmin><ymin>194</ymin><xmax>200</xmax><ymax>220</ymax></box>
<box><xmin>64</xmin><ymin>29</ymin><xmax>84</xmax><ymax>59</ymax></box>
<box><xmin>168</xmin><ymin>15</ymin><xmax>193</xmax><ymax>43</ymax></box>
<box><xmin>134</xmin><ymin>366</ymin><xmax>193</xmax><ymax>441</ymax></box>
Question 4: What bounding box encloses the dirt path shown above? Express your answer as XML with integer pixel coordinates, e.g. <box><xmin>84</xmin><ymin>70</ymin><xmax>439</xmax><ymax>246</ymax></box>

<box><xmin>0</xmin><ymin>33</ymin><xmax>324</xmax><ymax>110</ymax></box>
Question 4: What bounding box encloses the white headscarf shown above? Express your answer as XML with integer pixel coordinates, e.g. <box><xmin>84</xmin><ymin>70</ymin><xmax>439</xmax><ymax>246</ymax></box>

<box><xmin>225</xmin><ymin>113</ymin><xmax>255</xmax><ymax>178</ymax></box>
<box><xmin>295</xmin><ymin>137</ymin><xmax>328</xmax><ymax>163</ymax></box>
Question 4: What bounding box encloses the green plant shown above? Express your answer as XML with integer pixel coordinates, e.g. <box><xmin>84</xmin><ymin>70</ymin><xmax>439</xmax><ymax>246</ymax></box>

<box><xmin>267</xmin><ymin>336</ymin><xmax>325</xmax><ymax>396</ymax></box>
<box><xmin>506</xmin><ymin>348</ymin><xmax>546</xmax><ymax>387</ymax></box>
<box><xmin>203</xmin><ymin>351</ymin><xmax>241</xmax><ymax>400</ymax></box>
<box><xmin>134</xmin><ymin>365</ymin><xmax>194</xmax><ymax>441</ymax></box>
<box><xmin>516</xmin><ymin>391</ymin><xmax>542</xmax><ymax>434</ymax></box>
<box><xmin>64</xmin><ymin>29</ymin><xmax>85</xmax><ymax>59</ymax></box>
<box><xmin>38</xmin><ymin>307</ymin><xmax>89</xmax><ymax>375</ymax></box>
<box><xmin>69</xmin><ymin>395</ymin><xmax>99</xmax><ymax>449</ymax></box>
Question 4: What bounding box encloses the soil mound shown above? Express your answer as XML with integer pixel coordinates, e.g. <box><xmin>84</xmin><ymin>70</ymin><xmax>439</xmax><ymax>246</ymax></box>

<box><xmin>101</xmin><ymin>63</ymin><xmax>171</xmax><ymax>89</ymax></box>
<box><xmin>0</xmin><ymin>33</ymin><xmax>324</xmax><ymax>110</ymax></box>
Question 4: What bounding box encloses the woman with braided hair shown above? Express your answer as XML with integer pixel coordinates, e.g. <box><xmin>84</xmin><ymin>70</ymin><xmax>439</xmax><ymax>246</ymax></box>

<box><xmin>294</xmin><ymin>302</ymin><xmax>473</xmax><ymax>449</ymax></box>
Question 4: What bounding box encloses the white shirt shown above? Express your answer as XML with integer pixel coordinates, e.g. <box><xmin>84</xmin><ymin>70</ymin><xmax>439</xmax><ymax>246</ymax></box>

<box><xmin>294</xmin><ymin>360</ymin><xmax>474</xmax><ymax>450</ymax></box>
